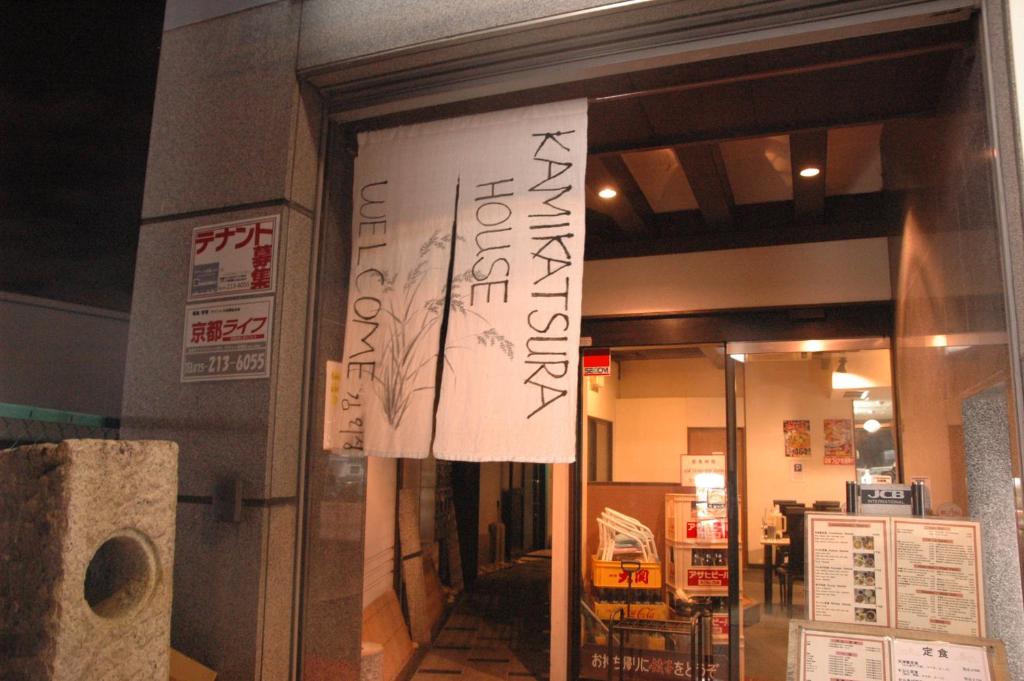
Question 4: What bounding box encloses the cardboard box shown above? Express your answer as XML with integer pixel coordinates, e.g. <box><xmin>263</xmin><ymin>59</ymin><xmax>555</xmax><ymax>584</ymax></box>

<box><xmin>170</xmin><ymin>649</ymin><xmax>217</xmax><ymax>681</ymax></box>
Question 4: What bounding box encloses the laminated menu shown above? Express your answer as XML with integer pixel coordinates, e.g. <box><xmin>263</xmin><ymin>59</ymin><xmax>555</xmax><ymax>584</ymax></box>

<box><xmin>807</xmin><ymin>516</ymin><xmax>893</xmax><ymax>627</ymax></box>
<box><xmin>893</xmin><ymin>519</ymin><xmax>984</xmax><ymax>637</ymax></box>
<box><xmin>799</xmin><ymin>631</ymin><xmax>889</xmax><ymax>681</ymax></box>
<box><xmin>806</xmin><ymin>514</ymin><xmax>984</xmax><ymax>637</ymax></box>
<box><xmin>798</xmin><ymin>629</ymin><xmax>993</xmax><ymax>681</ymax></box>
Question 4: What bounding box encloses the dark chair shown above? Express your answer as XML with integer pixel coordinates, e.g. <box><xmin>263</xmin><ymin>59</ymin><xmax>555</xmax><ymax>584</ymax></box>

<box><xmin>772</xmin><ymin>499</ymin><xmax>798</xmax><ymax>509</ymax></box>
<box><xmin>812</xmin><ymin>500</ymin><xmax>841</xmax><ymax>512</ymax></box>
<box><xmin>775</xmin><ymin>507</ymin><xmax>806</xmax><ymax>613</ymax></box>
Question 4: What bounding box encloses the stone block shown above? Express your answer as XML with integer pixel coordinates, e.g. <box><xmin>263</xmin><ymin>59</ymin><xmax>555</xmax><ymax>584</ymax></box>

<box><xmin>0</xmin><ymin>439</ymin><xmax>178</xmax><ymax>681</ymax></box>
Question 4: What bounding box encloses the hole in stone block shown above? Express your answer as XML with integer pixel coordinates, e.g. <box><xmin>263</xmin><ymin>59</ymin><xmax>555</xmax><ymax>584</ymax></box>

<box><xmin>84</xmin><ymin>533</ymin><xmax>154</xmax><ymax>619</ymax></box>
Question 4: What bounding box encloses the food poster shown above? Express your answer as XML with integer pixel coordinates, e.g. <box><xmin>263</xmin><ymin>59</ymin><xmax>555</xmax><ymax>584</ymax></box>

<box><xmin>893</xmin><ymin>519</ymin><xmax>985</xmax><ymax>637</ymax></box>
<box><xmin>785</xmin><ymin>419</ymin><xmax>812</xmax><ymax>457</ymax></box>
<box><xmin>891</xmin><ymin>639</ymin><xmax>991</xmax><ymax>681</ymax></box>
<box><xmin>824</xmin><ymin>418</ymin><xmax>855</xmax><ymax>465</ymax></box>
<box><xmin>799</xmin><ymin>631</ymin><xmax>889</xmax><ymax>681</ymax></box>
<box><xmin>807</xmin><ymin>515</ymin><xmax>892</xmax><ymax>627</ymax></box>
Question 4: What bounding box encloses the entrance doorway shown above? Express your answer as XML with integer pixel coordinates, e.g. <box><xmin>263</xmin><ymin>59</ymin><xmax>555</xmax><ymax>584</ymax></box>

<box><xmin>311</xmin><ymin>6</ymin><xmax>1024</xmax><ymax>681</ymax></box>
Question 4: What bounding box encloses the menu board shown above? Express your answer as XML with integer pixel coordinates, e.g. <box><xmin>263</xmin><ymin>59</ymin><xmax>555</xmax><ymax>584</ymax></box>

<box><xmin>892</xmin><ymin>639</ymin><xmax>990</xmax><ymax>681</ymax></box>
<box><xmin>799</xmin><ymin>631</ymin><xmax>889</xmax><ymax>681</ymax></box>
<box><xmin>797</xmin><ymin>629</ymin><xmax>994</xmax><ymax>681</ymax></box>
<box><xmin>893</xmin><ymin>519</ymin><xmax>984</xmax><ymax>637</ymax></box>
<box><xmin>806</xmin><ymin>515</ymin><xmax>984</xmax><ymax>637</ymax></box>
<box><xmin>807</xmin><ymin>516</ymin><xmax>893</xmax><ymax>627</ymax></box>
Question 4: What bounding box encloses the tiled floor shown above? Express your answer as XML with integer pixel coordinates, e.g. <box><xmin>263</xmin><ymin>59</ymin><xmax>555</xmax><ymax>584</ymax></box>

<box><xmin>742</xmin><ymin>567</ymin><xmax>806</xmax><ymax>681</ymax></box>
<box><xmin>410</xmin><ymin>553</ymin><xmax>552</xmax><ymax>681</ymax></box>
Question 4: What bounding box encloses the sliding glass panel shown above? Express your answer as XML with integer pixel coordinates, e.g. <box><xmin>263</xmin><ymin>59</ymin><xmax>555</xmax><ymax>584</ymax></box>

<box><xmin>578</xmin><ymin>344</ymin><xmax>736</xmax><ymax>680</ymax></box>
<box><xmin>731</xmin><ymin>339</ymin><xmax>894</xmax><ymax>681</ymax></box>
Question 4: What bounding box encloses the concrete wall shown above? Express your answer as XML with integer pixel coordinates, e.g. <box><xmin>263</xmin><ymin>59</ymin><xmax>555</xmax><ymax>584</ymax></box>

<box><xmin>0</xmin><ymin>292</ymin><xmax>128</xmax><ymax>416</ymax></box>
<box><xmin>121</xmin><ymin>2</ymin><xmax>327</xmax><ymax>680</ymax></box>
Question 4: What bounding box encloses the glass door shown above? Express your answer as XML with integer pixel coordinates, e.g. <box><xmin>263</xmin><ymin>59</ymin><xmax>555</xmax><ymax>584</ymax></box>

<box><xmin>576</xmin><ymin>343</ymin><xmax>742</xmax><ymax>680</ymax></box>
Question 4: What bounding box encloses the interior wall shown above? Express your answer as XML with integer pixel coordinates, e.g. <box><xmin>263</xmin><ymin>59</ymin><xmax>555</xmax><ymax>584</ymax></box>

<box><xmin>363</xmin><ymin>457</ymin><xmax>397</xmax><ymax>608</ymax></box>
<box><xmin>612</xmin><ymin>357</ymin><xmax>735</xmax><ymax>483</ymax></box>
<box><xmin>742</xmin><ymin>359</ymin><xmax>860</xmax><ymax>563</ymax></box>
<box><xmin>478</xmin><ymin>461</ymin><xmax>503</xmax><ymax>565</ymax></box>
<box><xmin>886</xmin><ymin>39</ymin><xmax>1020</xmax><ymax>513</ymax></box>
<box><xmin>582</xmin><ymin>238</ymin><xmax>891</xmax><ymax>317</ymax></box>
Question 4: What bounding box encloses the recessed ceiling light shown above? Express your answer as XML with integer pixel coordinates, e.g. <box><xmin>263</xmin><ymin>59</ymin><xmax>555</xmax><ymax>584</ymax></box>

<box><xmin>598</xmin><ymin>187</ymin><xmax>617</xmax><ymax>199</ymax></box>
<box><xmin>799</xmin><ymin>167</ymin><xmax>821</xmax><ymax>178</ymax></box>
<box><xmin>863</xmin><ymin>419</ymin><xmax>882</xmax><ymax>433</ymax></box>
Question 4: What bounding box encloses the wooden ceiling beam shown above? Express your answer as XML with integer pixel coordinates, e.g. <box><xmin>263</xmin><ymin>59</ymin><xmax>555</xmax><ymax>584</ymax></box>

<box><xmin>588</xmin><ymin>112</ymin><xmax>926</xmax><ymax>158</ymax></box>
<box><xmin>585</xmin><ymin>156</ymin><xmax>654</xmax><ymax>238</ymax></box>
<box><xmin>789</xmin><ymin>130</ymin><xmax>828</xmax><ymax>223</ymax></box>
<box><xmin>600</xmin><ymin>153</ymin><xmax>656</xmax><ymax>225</ymax></box>
<box><xmin>673</xmin><ymin>143</ymin><xmax>735</xmax><ymax>227</ymax></box>
<box><xmin>584</xmin><ymin>191</ymin><xmax>900</xmax><ymax>260</ymax></box>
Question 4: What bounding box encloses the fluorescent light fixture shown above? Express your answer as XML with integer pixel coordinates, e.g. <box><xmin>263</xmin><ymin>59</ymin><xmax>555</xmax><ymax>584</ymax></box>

<box><xmin>863</xmin><ymin>419</ymin><xmax>881</xmax><ymax>433</ymax></box>
<box><xmin>598</xmin><ymin>187</ymin><xmax>617</xmax><ymax>199</ymax></box>
<box><xmin>730</xmin><ymin>354</ymin><xmax>746</xmax><ymax>363</ymax></box>
<box><xmin>799</xmin><ymin>167</ymin><xmax>821</xmax><ymax>178</ymax></box>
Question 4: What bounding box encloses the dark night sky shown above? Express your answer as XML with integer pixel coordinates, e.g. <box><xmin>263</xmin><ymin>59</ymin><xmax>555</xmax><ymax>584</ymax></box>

<box><xmin>1</xmin><ymin>2</ymin><xmax>166</xmax><ymax>312</ymax></box>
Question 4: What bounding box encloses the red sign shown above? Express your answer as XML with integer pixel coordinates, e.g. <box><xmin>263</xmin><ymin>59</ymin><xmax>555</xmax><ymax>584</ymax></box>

<box><xmin>685</xmin><ymin>520</ymin><xmax>727</xmax><ymax>541</ymax></box>
<box><xmin>687</xmin><ymin>569</ymin><xmax>728</xmax><ymax>588</ymax></box>
<box><xmin>583</xmin><ymin>348</ymin><xmax>611</xmax><ymax>376</ymax></box>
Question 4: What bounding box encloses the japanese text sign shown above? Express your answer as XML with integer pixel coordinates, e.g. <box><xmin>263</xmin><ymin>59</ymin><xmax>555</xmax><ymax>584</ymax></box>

<box><xmin>188</xmin><ymin>215</ymin><xmax>278</xmax><ymax>300</ymax></box>
<box><xmin>181</xmin><ymin>297</ymin><xmax>273</xmax><ymax>382</ymax></box>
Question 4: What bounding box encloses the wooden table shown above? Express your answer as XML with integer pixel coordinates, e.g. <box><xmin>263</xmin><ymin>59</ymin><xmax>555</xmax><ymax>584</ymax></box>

<box><xmin>760</xmin><ymin>536</ymin><xmax>790</xmax><ymax>611</ymax></box>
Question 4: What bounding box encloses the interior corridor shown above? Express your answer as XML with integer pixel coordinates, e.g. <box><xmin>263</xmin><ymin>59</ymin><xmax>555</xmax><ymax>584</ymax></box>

<box><xmin>410</xmin><ymin>552</ymin><xmax>553</xmax><ymax>681</ymax></box>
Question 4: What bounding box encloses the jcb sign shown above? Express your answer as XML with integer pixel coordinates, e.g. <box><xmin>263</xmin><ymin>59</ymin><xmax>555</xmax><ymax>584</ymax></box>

<box><xmin>859</xmin><ymin>484</ymin><xmax>913</xmax><ymax>516</ymax></box>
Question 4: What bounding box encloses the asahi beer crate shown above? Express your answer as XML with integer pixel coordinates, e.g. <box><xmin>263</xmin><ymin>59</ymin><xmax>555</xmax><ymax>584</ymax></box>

<box><xmin>665</xmin><ymin>541</ymin><xmax>729</xmax><ymax>594</ymax></box>
<box><xmin>666</xmin><ymin>493</ymin><xmax>728</xmax><ymax>543</ymax></box>
<box><xmin>591</xmin><ymin>556</ymin><xmax>662</xmax><ymax>589</ymax></box>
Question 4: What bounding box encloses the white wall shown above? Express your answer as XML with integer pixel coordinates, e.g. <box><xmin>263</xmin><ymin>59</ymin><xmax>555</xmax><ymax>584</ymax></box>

<box><xmin>0</xmin><ymin>292</ymin><xmax>129</xmax><ymax>416</ymax></box>
<box><xmin>581</xmin><ymin>238</ymin><xmax>891</xmax><ymax>317</ymax></box>
<box><xmin>362</xmin><ymin>457</ymin><xmax>397</xmax><ymax>608</ymax></box>
<box><xmin>742</xmin><ymin>359</ymin><xmax>863</xmax><ymax>563</ymax></box>
<box><xmin>612</xmin><ymin>357</ymin><xmax>743</xmax><ymax>483</ymax></box>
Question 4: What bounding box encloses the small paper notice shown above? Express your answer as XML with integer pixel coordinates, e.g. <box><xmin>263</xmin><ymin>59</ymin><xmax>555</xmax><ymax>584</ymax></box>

<box><xmin>891</xmin><ymin>639</ymin><xmax>991</xmax><ymax>681</ymax></box>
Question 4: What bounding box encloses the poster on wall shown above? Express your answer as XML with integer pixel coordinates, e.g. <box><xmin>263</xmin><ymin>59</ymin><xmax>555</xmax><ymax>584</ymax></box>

<box><xmin>188</xmin><ymin>215</ymin><xmax>278</xmax><ymax>300</ymax></box>
<box><xmin>180</xmin><ymin>296</ymin><xmax>273</xmax><ymax>382</ymax></box>
<box><xmin>824</xmin><ymin>418</ymin><xmax>855</xmax><ymax>465</ymax></box>
<box><xmin>785</xmin><ymin>419</ymin><xmax>812</xmax><ymax>457</ymax></box>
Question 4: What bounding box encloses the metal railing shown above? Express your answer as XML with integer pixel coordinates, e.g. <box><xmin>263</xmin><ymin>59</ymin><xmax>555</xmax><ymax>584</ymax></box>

<box><xmin>0</xmin><ymin>402</ymin><xmax>120</xmax><ymax>448</ymax></box>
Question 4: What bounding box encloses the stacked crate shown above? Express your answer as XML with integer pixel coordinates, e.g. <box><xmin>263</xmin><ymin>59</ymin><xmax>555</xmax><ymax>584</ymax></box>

<box><xmin>664</xmin><ymin>493</ymin><xmax>741</xmax><ymax>641</ymax></box>
<box><xmin>589</xmin><ymin>556</ymin><xmax>669</xmax><ymax>621</ymax></box>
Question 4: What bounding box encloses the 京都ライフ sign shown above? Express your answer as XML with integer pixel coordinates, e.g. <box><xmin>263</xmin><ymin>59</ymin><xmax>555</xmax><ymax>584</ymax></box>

<box><xmin>181</xmin><ymin>297</ymin><xmax>273</xmax><ymax>382</ymax></box>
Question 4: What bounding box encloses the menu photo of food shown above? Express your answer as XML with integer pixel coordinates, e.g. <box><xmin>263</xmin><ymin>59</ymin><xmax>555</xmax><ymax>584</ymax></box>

<box><xmin>784</xmin><ymin>419</ymin><xmax>811</xmax><ymax>457</ymax></box>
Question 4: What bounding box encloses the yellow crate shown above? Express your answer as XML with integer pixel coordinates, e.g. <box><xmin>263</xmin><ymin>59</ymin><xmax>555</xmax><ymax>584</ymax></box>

<box><xmin>593</xmin><ymin>601</ymin><xmax>670</xmax><ymax>621</ymax></box>
<box><xmin>591</xmin><ymin>556</ymin><xmax>662</xmax><ymax>589</ymax></box>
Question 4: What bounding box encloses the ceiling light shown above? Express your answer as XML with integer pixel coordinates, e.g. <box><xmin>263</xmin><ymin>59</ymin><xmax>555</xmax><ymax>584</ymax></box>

<box><xmin>799</xmin><ymin>167</ymin><xmax>821</xmax><ymax>178</ymax></box>
<box><xmin>729</xmin><ymin>354</ymin><xmax>746</xmax><ymax>363</ymax></box>
<box><xmin>598</xmin><ymin>187</ymin><xmax>617</xmax><ymax>199</ymax></box>
<box><xmin>863</xmin><ymin>419</ymin><xmax>882</xmax><ymax>433</ymax></box>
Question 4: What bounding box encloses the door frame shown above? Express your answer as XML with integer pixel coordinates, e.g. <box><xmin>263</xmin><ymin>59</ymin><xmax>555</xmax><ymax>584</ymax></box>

<box><xmin>573</xmin><ymin>303</ymin><xmax>893</xmax><ymax>680</ymax></box>
<box><xmin>301</xmin><ymin>1</ymin><xmax>1024</xmax><ymax>678</ymax></box>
